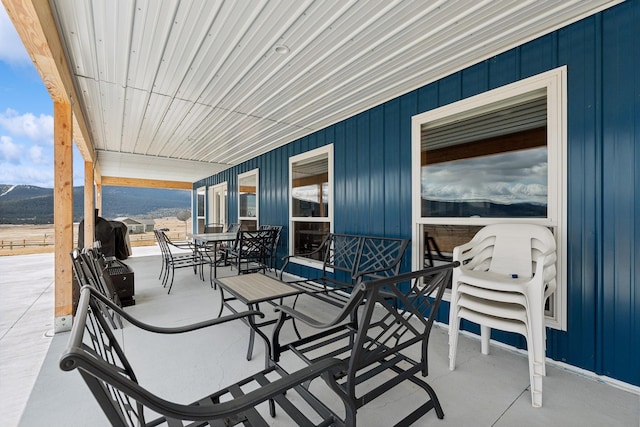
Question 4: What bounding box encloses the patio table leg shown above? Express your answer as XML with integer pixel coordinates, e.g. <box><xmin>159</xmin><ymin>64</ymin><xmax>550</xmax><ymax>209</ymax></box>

<box><xmin>246</xmin><ymin>302</ymin><xmax>257</xmax><ymax>361</ymax></box>
<box><xmin>216</xmin><ymin>288</ymin><xmax>257</xmax><ymax>361</ymax></box>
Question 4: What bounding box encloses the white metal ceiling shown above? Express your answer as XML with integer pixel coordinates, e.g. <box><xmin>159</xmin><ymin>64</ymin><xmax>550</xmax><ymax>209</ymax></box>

<box><xmin>50</xmin><ymin>0</ymin><xmax>621</xmax><ymax>183</ymax></box>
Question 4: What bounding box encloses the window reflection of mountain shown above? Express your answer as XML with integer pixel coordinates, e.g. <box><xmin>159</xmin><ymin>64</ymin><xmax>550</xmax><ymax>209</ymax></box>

<box><xmin>421</xmin><ymin>198</ymin><xmax>547</xmax><ymax>218</ymax></box>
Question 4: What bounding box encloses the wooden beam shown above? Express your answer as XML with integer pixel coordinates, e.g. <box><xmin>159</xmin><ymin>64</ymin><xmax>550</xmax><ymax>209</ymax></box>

<box><xmin>101</xmin><ymin>176</ymin><xmax>193</xmax><ymax>190</ymax></box>
<box><xmin>53</xmin><ymin>101</ymin><xmax>73</xmax><ymax>332</ymax></box>
<box><xmin>2</xmin><ymin>0</ymin><xmax>95</xmax><ymax>163</ymax></box>
<box><xmin>74</xmin><ymin>115</ymin><xmax>95</xmax><ymax>162</ymax></box>
<box><xmin>93</xmin><ymin>161</ymin><xmax>102</xmax><ymax>186</ymax></box>
<box><xmin>421</xmin><ymin>127</ymin><xmax>546</xmax><ymax>165</ymax></box>
<box><xmin>239</xmin><ymin>185</ymin><xmax>257</xmax><ymax>193</ymax></box>
<box><xmin>83</xmin><ymin>161</ymin><xmax>95</xmax><ymax>249</ymax></box>
<box><xmin>292</xmin><ymin>172</ymin><xmax>329</xmax><ymax>188</ymax></box>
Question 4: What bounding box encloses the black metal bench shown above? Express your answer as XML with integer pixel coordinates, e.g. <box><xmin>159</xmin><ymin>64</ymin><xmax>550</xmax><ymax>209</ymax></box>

<box><xmin>272</xmin><ymin>263</ymin><xmax>458</xmax><ymax>427</ymax></box>
<box><xmin>60</xmin><ymin>286</ymin><xmax>356</xmax><ymax>426</ymax></box>
<box><xmin>279</xmin><ymin>233</ymin><xmax>410</xmax><ymax>307</ymax></box>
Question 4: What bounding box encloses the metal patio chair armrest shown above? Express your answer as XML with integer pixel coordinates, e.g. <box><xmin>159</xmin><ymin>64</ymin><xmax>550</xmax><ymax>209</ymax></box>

<box><xmin>278</xmin><ymin>235</ymin><xmax>332</xmax><ymax>279</ymax></box>
<box><xmin>86</xmin><ymin>286</ymin><xmax>265</xmax><ymax>334</ymax></box>
<box><xmin>278</xmin><ymin>248</ymin><xmax>323</xmax><ymax>279</ymax></box>
<box><xmin>168</xmin><ymin>240</ymin><xmax>195</xmax><ymax>251</ymax></box>
<box><xmin>274</xmin><ymin>303</ymin><xmax>353</xmax><ymax>330</ymax></box>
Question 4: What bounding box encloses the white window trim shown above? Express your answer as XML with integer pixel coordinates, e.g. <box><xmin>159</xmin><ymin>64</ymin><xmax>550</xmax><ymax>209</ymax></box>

<box><xmin>238</xmin><ymin>169</ymin><xmax>259</xmax><ymax>227</ymax></box>
<box><xmin>411</xmin><ymin>66</ymin><xmax>567</xmax><ymax>331</ymax></box>
<box><xmin>195</xmin><ymin>186</ymin><xmax>206</xmax><ymax>234</ymax></box>
<box><xmin>208</xmin><ymin>181</ymin><xmax>228</xmax><ymax>227</ymax></box>
<box><xmin>207</xmin><ymin>186</ymin><xmax>214</xmax><ymax>224</ymax></box>
<box><xmin>288</xmin><ymin>144</ymin><xmax>334</xmax><ymax>269</ymax></box>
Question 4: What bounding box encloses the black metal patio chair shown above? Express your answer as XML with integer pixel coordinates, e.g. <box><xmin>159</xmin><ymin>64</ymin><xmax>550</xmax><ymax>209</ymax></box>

<box><xmin>225</xmin><ymin>229</ymin><xmax>278</xmax><ymax>274</ymax></box>
<box><xmin>258</xmin><ymin>224</ymin><xmax>283</xmax><ymax>270</ymax></box>
<box><xmin>155</xmin><ymin>229</ymin><xmax>205</xmax><ymax>293</ymax></box>
<box><xmin>272</xmin><ymin>263</ymin><xmax>458</xmax><ymax>426</ymax></box>
<box><xmin>60</xmin><ymin>286</ymin><xmax>356</xmax><ymax>426</ymax></box>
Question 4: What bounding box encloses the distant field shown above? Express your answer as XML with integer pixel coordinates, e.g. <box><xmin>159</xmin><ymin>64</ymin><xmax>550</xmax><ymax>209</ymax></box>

<box><xmin>0</xmin><ymin>217</ymin><xmax>190</xmax><ymax>256</ymax></box>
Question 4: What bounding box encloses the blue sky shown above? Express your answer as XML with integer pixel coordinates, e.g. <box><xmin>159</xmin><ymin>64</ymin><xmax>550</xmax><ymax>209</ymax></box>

<box><xmin>0</xmin><ymin>5</ymin><xmax>83</xmax><ymax>188</ymax></box>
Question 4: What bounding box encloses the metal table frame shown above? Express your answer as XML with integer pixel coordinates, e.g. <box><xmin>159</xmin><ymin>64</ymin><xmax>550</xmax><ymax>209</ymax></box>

<box><xmin>190</xmin><ymin>232</ymin><xmax>237</xmax><ymax>280</ymax></box>
<box><xmin>213</xmin><ymin>273</ymin><xmax>304</xmax><ymax>363</ymax></box>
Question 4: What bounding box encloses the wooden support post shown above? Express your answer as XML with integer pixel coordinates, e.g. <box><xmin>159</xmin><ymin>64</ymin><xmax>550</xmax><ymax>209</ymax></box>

<box><xmin>54</xmin><ymin>101</ymin><xmax>73</xmax><ymax>332</ymax></box>
<box><xmin>94</xmin><ymin>165</ymin><xmax>102</xmax><ymax>213</ymax></box>
<box><xmin>83</xmin><ymin>161</ymin><xmax>95</xmax><ymax>248</ymax></box>
<box><xmin>96</xmin><ymin>182</ymin><xmax>102</xmax><ymax>214</ymax></box>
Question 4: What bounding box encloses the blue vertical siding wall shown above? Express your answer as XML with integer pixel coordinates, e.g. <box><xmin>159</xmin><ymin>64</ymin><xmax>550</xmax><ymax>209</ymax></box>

<box><xmin>195</xmin><ymin>1</ymin><xmax>639</xmax><ymax>387</ymax></box>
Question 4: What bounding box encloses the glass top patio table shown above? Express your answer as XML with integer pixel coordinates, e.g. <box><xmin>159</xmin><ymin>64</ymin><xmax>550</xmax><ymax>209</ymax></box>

<box><xmin>190</xmin><ymin>232</ymin><xmax>238</xmax><ymax>243</ymax></box>
<box><xmin>189</xmin><ymin>232</ymin><xmax>238</xmax><ymax>278</ymax></box>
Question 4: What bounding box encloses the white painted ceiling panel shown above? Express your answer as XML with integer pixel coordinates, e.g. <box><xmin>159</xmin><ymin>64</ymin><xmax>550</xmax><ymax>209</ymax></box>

<box><xmin>152</xmin><ymin>0</ymin><xmax>223</xmax><ymax>96</ymax></box>
<box><xmin>90</xmin><ymin>0</ymin><xmax>134</xmax><ymax>86</ymax></box>
<box><xmin>126</xmin><ymin>0</ymin><xmax>179</xmax><ymax>91</ymax></box>
<box><xmin>120</xmin><ymin>87</ymin><xmax>151</xmax><ymax>153</ymax></box>
<box><xmin>196</xmin><ymin>107</ymin><xmax>266</xmax><ymax>149</ymax></box>
<box><xmin>176</xmin><ymin>0</ymin><xmax>267</xmax><ymax>102</ymax></box>
<box><xmin>49</xmin><ymin>0</ymin><xmax>621</xmax><ymax>183</ymax></box>
<box><xmin>150</xmin><ymin>97</ymin><xmax>195</xmax><ymax>157</ymax></box>
<box><xmin>134</xmin><ymin>93</ymin><xmax>173</xmax><ymax>155</ymax></box>
<box><xmin>237</xmin><ymin>1</ymin><xmax>489</xmax><ymax>122</ymax></box>
<box><xmin>76</xmin><ymin>77</ymin><xmax>105</xmax><ymax>149</ymax></box>
<box><xmin>226</xmin><ymin>127</ymin><xmax>315</xmax><ymax>165</ymax></box>
<box><xmin>195</xmin><ymin>14</ymin><xmax>275</xmax><ymax>107</ymax></box>
<box><xmin>208</xmin><ymin>2</ymin><xmax>317</xmax><ymax>111</ymax></box>
<box><xmin>99</xmin><ymin>81</ymin><xmax>126</xmax><ymax>151</ymax></box>
<box><xmin>222</xmin><ymin>0</ymin><xmax>361</xmax><ymax>114</ymax></box>
<box><xmin>186</xmin><ymin>105</ymin><xmax>242</xmax><ymax>145</ymax></box>
<box><xmin>209</xmin><ymin>119</ymin><xmax>304</xmax><ymax>164</ymax></box>
<box><xmin>172</xmin><ymin>102</ymin><xmax>215</xmax><ymax>145</ymax></box>
<box><xmin>54</xmin><ymin>0</ymin><xmax>98</xmax><ymax>80</ymax></box>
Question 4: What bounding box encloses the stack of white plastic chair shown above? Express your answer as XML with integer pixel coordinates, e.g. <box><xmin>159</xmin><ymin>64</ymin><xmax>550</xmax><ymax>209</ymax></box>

<box><xmin>448</xmin><ymin>223</ymin><xmax>557</xmax><ymax>407</ymax></box>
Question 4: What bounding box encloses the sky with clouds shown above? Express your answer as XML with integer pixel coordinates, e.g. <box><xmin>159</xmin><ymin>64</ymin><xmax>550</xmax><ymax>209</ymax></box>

<box><xmin>422</xmin><ymin>147</ymin><xmax>548</xmax><ymax>206</ymax></box>
<box><xmin>0</xmin><ymin>5</ymin><xmax>83</xmax><ymax>188</ymax></box>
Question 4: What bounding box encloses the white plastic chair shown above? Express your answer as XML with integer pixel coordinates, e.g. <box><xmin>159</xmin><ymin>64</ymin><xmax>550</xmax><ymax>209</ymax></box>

<box><xmin>448</xmin><ymin>223</ymin><xmax>557</xmax><ymax>407</ymax></box>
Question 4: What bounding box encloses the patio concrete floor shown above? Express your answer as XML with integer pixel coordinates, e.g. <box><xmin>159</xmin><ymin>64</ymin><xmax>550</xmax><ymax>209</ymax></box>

<box><xmin>1</xmin><ymin>246</ymin><xmax>639</xmax><ymax>426</ymax></box>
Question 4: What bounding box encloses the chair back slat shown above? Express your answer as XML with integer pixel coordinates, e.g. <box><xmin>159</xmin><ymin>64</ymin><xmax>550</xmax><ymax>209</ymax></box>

<box><xmin>325</xmin><ymin>234</ymin><xmax>363</xmax><ymax>276</ymax></box>
<box><xmin>60</xmin><ymin>288</ymin><xmax>144</xmax><ymax>426</ymax></box>
<box><xmin>70</xmin><ymin>249</ymin><xmax>123</xmax><ymax>328</ymax></box>
<box><xmin>357</xmin><ymin>237</ymin><xmax>410</xmax><ymax>279</ymax></box>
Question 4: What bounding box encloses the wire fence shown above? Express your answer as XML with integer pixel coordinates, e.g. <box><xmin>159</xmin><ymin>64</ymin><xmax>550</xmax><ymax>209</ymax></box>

<box><xmin>0</xmin><ymin>230</ymin><xmax>186</xmax><ymax>250</ymax></box>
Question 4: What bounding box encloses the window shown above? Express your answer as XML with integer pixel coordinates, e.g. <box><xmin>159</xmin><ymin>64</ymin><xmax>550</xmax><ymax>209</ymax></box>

<box><xmin>412</xmin><ymin>67</ymin><xmax>567</xmax><ymax>330</ymax></box>
<box><xmin>238</xmin><ymin>170</ymin><xmax>258</xmax><ymax>230</ymax></box>
<box><xmin>289</xmin><ymin>145</ymin><xmax>333</xmax><ymax>265</ymax></box>
<box><xmin>196</xmin><ymin>186</ymin><xmax>206</xmax><ymax>233</ymax></box>
<box><xmin>208</xmin><ymin>182</ymin><xmax>228</xmax><ymax>229</ymax></box>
